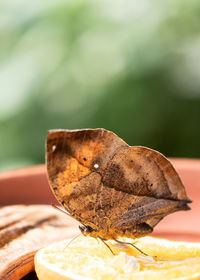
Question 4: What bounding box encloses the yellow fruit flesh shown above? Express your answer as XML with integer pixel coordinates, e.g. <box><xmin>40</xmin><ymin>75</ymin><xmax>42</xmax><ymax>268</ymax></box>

<box><xmin>35</xmin><ymin>236</ymin><xmax>200</xmax><ymax>280</ymax></box>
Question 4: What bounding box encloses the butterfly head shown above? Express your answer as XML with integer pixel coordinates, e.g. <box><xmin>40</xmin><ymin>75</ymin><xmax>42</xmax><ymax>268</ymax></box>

<box><xmin>79</xmin><ymin>224</ymin><xmax>94</xmax><ymax>236</ymax></box>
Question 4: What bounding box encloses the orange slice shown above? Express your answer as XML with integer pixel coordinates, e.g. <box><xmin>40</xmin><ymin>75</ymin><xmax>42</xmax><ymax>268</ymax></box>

<box><xmin>35</xmin><ymin>236</ymin><xmax>200</xmax><ymax>280</ymax></box>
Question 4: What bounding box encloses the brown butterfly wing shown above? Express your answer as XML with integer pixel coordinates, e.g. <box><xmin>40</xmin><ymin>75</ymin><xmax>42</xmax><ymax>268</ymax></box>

<box><xmin>102</xmin><ymin>146</ymin><xmax>189</xmax><ymax>201</ymax></box>
<box><xmin>46</xmin><ymin>128</ymin><xmax>191</xmax><ymax>239</ymax></box>
<box><xmin>101</xmin><ymin>146</ymin><xmax>190</xmax><ymax>237</ymax></box>
<box><xmin>46</xmin><ymin>128</ymin><xmax>127</xmax><ymax>228</ymax></box>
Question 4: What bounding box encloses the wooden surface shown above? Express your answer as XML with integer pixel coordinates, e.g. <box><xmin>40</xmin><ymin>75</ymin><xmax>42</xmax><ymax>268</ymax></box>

<box><xmin>0</xmin><ymin>205</ymin><xmax>78</xmax><ymax>280</ymax></box>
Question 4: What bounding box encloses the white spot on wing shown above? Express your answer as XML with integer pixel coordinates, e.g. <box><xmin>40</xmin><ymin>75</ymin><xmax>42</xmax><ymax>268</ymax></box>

<box><xmin>52</xmin><ymin>145</ymin><xmax>56</xmax><ymax>152</ymax></box>
<box><xmin>94</xmin><ymin>163</ymin><xmax>99</xmax><ymax>169</ymax></box>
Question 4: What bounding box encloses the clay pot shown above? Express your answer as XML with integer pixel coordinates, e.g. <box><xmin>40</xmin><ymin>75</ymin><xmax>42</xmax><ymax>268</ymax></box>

<box><xmin>0</xmin><ymin>159</ymin><xmax>200</xmax><ymax>242</ymax></box>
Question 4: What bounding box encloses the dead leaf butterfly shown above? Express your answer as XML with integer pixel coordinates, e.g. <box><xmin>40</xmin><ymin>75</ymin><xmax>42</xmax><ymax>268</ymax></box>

<box><xmin>46</xmin><ymin>128</ymin><xmax>191</xmax><ymax>246</ymax></box>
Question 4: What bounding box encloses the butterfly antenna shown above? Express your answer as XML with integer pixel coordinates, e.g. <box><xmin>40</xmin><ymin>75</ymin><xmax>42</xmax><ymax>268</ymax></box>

<box><xmin>114</xmin><ymin>239</ymin><xmax>149</xmax><ymax>256</ymax></box>
<box><xmin>63</xmin><ymin>233</ymin><xmax>82</xmax><ymax>251</ymax></box>
<box><xmin>97</xmin><ymin>236</ymin><xmax>115</xmax><ymax>256</ymax></box>
<box><xmin>52</xmin><ymin>204</ymin><xmax>71</xmax><ymax>216</ymax></box>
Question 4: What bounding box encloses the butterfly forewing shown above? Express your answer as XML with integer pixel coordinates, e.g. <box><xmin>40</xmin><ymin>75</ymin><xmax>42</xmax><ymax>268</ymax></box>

<box><xmin>46</xmin><ymin>129</ymin><xmax>127</xmax><ymax>228</ymax></box>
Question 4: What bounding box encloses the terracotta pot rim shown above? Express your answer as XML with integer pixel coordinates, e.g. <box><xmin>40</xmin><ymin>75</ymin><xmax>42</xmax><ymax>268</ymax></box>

<box><xmin>0</xmin><ymin>158</ymin><xmax>200</xmax><ymax>178</ymax></box>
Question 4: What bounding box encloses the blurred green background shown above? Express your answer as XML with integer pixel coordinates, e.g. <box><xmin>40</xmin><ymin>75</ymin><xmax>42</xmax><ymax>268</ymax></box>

<box><xmin>1</xmin><ymin>0</ymin><xmax>200</xmax><ymax>170</ymax></box>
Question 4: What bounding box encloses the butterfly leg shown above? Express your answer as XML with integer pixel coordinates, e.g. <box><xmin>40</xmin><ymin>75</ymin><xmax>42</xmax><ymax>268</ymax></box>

<box><xmin>114</xmin><ymin>239</ymin><xmax>149</xmax><ymax>256</ymax></box>
<box><xmin>97</xmin><ymin>236</ymin><xmax>115</xmax><ymax>255</ymax></box>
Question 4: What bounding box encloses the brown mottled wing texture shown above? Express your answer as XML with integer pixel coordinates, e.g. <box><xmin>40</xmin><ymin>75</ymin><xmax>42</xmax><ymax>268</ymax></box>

<box><xmin>46</xmin><ymin>128</ymin><xmax>191</xmax><ymax>239</ymax></box>
<box><xmin>46</xmin><ymin>129</ymin><xmax>127</xmax><ymax>229</ymax></box>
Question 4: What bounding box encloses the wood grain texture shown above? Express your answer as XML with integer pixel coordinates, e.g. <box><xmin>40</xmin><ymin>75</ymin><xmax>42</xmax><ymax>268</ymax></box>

<box><xmin>0</xmin><ymin>205</ymin><xmax>79</xmax><ymax>280</ymax></box>
<box><xmin>46</xmin><ymin>128</ymin><xmax>191</xmax><ymax>241</ymax></box>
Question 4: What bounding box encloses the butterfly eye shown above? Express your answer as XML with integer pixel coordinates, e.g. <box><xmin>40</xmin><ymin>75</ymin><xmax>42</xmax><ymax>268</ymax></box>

<box><xmin>86</xmin><ymin>225</ymin><xmax>93</xmax><ymax>232</ymax></box>
<box><xmin>93</xmin><ymin>163</ymin><xmax>99</xmax><ymax>169</ymax></box>
<box><xmin>52</xmin><ymin>145</ymin><xmax>56</xmax><ymax>152</ymax></box>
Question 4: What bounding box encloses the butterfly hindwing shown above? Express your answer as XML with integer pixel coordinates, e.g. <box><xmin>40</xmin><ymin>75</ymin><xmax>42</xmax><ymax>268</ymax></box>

<box><xmin>102</xmin><ymin>146</ymin><xmax>189</xmax><ymax>201</ymax></box>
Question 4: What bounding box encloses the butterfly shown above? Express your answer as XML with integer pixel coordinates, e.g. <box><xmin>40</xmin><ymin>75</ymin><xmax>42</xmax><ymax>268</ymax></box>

<box><xmin>46</xmin><ymin>128</ymin><xmax>191</xmax><ymax>247</ymax></box>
